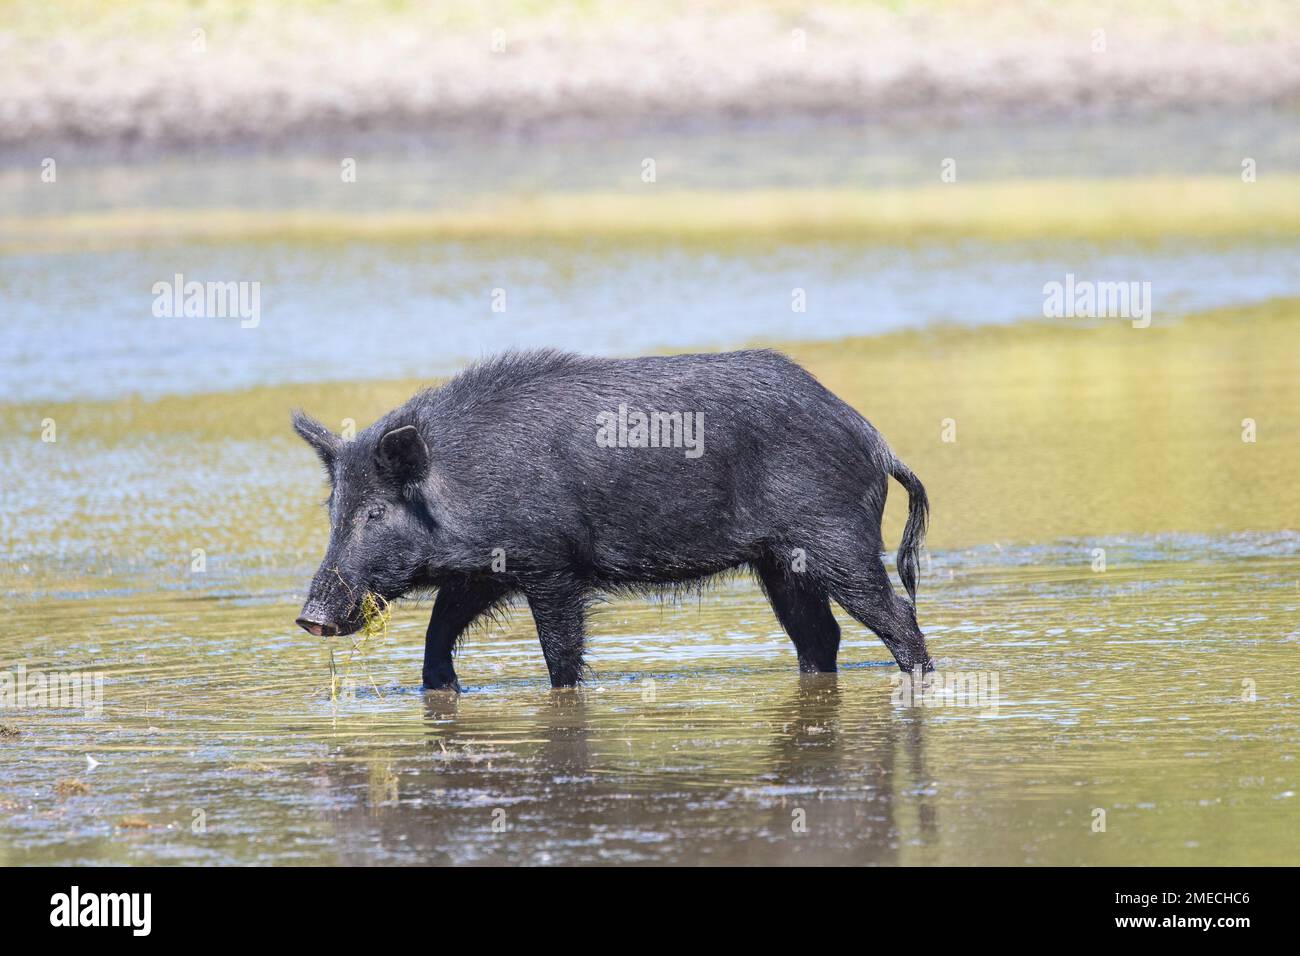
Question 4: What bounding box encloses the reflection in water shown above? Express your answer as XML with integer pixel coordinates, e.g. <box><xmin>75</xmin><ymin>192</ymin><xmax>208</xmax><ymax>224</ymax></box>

<box><xmin>755</xmin><ymin>674</ymin><xmax>936</xmax><ymax>865</ymax></box>
<box><xmin>0</xmin><ymin>535</ymin><xmax>1295</xmax><ymax>865</ymax></box>
<box><xmin>422</xmin><ymin>688</ymin><xmax>460</xmax><ymax>725</ymax></box>
<box><xmin>292</xmin><ymin>674</ymin><xmax>946</xmax><ymax>864</ymax></box>
<box><xmin>534</xmin><ymin>693</ymin><xmax>592</xmax><ymax>782</ymax></box>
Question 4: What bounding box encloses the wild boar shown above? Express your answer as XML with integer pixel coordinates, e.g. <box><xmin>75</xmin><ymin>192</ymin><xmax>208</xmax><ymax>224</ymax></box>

<box><xmin>293</xmin><ymin>349</ymin><xmax>932</xmax><ymax>690</ymax></box>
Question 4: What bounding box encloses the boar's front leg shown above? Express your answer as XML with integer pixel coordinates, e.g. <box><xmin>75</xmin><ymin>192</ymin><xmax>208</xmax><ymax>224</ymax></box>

<box><xmin>423</xmin><ymin>578</ymin><xmax>512</xmax><ymax>691</ymax></box>
<box><xmin>524</xmin><ymin>582</ymin><xmax>589</xmax><ymax>688</ymax></box>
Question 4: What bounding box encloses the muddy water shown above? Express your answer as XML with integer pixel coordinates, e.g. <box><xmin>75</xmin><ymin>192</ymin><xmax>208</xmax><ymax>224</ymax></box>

<box><xmin>0</xmin><ymin>538</ymin><xmax>1296</xmax><ymax>866</ymax></box>
<box><xmin>1</xmin><ymin>303</ymin><xmax>1297</xmax><ymax>865</ymax></box>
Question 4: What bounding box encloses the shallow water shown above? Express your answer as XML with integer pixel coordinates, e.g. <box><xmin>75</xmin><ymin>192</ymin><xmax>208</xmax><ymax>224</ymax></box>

<box><xmin>5</xmin><ymin>110</ymin><xmax>1299</xmax><ymax>211</ymax></box>
<box><xmin>4</xmin><ymin>106</ymin><xmax>1299</xmax><ymax>862</ymax></box>
<box><xmin>5</xmin><ymin>238</ymin><xmax>1300</xmax><ymax>403</ymax></box>
<box><xmin>2</xmin><ymin>299</ymin><xmax>1297</xmax><ymax>864</ymax></box>
<box><xmin>1</xmin><ymin>535</ymin><xmax>1296</xmax><ymax>866</ymax></box>
<box><xmin>6</xmin><ymin>110</ymin><xmax>1300</xmax><ymax>404</ymax></box>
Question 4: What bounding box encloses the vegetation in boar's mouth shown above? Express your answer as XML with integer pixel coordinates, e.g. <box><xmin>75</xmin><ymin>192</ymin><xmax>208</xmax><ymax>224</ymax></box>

<box><xmin>327</xmin><ymin>592</ymin><xmax>391</xmax><ymax>718</ymax></box>
<box><xmin>360</xmin><ymin>591</ymin><xmax>393</xmax><ymax>640</ymax></box>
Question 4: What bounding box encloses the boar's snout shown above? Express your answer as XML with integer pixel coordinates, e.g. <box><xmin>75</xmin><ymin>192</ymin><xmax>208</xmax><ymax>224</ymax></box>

<box><xmin>296</xmin><ymin>600</ymin><xmax>341</xmax><ymax>638</ymax></box>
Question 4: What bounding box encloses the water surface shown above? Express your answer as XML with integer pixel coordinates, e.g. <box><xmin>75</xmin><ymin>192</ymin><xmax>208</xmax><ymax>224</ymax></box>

<box><xmin>1</xmin><ymin>535</ymin><xmax>1295</xmax><ymax>866</ymax></box>
<box><xmin>2</xmin><ymin>305</ymin><xmax>1296</xmax><ymax>865</ymax></box>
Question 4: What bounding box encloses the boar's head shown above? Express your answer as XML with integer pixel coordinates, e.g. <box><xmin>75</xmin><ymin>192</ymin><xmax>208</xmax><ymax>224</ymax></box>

<box><xmin>291</xmin><ymin>411</ymin><xmax>433</xmax><ymax>637</ymax></box>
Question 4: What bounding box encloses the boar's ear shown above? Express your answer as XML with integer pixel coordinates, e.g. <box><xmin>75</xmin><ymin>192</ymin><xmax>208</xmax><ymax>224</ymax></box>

<box><xmin>292</xmin><ymin>410</ymin><xmax>342</xmax><ymax>470</ymax></box>
<box><xmin>377</xmin><ymin>425</ymin><xmax>430</xmax><ymax>485</ymax></box>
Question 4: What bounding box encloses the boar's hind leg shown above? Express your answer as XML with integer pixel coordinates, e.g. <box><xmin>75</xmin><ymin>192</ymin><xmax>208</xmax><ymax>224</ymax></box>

<box><xmin>424</xmin><ymin>578</ymin><xmax>513</xmax><ymax>691</ymax></box>
<box><xmin>524</xmin><ymin>583</ymin><xmax>589</xmax><ymax>688</ymax></box>
<box><xmin>827</xmin><ymin>555</ymin><xmax>933</xmax><ymax>673</ymax></box>
<box><xmin>756</xmin><ymin>559</ymin><xmax>841</xmax><ymax>673</ymax></box>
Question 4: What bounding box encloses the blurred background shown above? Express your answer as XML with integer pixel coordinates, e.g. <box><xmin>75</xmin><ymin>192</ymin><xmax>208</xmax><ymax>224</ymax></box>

<box><xmin>4</xmin><ymin>0</ymin><xmax>1300</xmax><ymax>401</ymax></box>
<box><xmin>0</xmin><ymin>1</ymin><xmax>1297</xmax><ymax>866</ymax></box>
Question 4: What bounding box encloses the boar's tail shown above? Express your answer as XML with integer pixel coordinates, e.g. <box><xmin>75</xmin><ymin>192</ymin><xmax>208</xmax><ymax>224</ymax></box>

<box><xmin>889</xmin><ymin>456</ymin><xmax>929</xmax><ymax>605</ymax></box>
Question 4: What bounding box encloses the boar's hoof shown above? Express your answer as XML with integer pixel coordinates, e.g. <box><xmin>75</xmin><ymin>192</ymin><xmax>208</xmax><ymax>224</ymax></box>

<box><xmin>423</xmin><ymin>665</ymin><xmax>462</xmax><ymax>693</ymax></box>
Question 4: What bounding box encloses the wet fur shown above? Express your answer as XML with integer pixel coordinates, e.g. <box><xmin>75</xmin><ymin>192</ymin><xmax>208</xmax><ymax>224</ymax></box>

<box><xmin>293</xmin><ymin>348</ymin><xmax>933</xmax><ymax>689</ymax></box>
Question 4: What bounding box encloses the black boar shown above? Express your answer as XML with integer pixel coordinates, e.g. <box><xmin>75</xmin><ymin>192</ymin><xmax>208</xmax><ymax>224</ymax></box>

<box><xmin>293</xmin><ymin>349</ymin><xmax>932</xmax><ymax>690</ymax></box>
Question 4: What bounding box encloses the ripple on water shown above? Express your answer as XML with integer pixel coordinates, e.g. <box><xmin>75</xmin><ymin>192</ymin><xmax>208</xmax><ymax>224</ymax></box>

<box><xmin>0</xmin><ymin>532</ymin><xmax>1296</xmax><ymax>864</ymax></box>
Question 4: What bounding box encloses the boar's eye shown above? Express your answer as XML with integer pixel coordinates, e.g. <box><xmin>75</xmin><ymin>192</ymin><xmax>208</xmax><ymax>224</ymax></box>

<box><xmin>366</xmin><ymin>505</ymin><xmax>386</xmax><ymax>523</ymax></box>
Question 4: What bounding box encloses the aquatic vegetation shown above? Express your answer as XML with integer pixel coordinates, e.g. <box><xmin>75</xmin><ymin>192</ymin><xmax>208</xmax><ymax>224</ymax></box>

<box><xmin>327</xmin><ymin>593</ymin><xmax>391</xmax><ymax>714</ymax></box>
<box><xmin>360</xmin><ymin>592</ymin><xmax>392</xmax><ymax>641</ymax></box>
